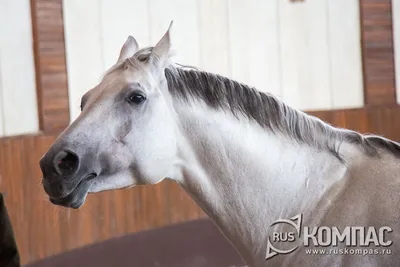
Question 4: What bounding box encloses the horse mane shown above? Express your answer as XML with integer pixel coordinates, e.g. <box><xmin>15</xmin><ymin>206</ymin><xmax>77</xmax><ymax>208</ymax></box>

<box><xmin>164</xmin><ymin>66</ymin><xmax>400</xmax><ymax>161</ymax></box>
<box><xmin>120</xmin><ymin>47</ymin><xmax>400</xmax><ymax>161</ymax></box>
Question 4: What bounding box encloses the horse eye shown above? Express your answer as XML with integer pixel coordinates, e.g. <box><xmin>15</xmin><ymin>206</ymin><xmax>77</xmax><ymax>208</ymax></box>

<box><xmin>127</xmin><ymin>92</ymin><xmax>146</xmax><ymax>105</ymax></box>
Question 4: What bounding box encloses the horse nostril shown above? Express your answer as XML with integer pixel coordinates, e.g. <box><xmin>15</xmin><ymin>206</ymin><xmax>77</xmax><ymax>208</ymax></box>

<box><xmin>53</xmin><ymin>150</ymin><xmax>79</xmax><ymax>176</ymax></box>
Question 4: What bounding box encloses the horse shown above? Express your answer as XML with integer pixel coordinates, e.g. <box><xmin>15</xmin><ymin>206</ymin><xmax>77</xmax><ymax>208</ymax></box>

<box><xmin>40</xmin><ymin>22</ymin><xmax>400</xmax><ymax>267</ymax></box>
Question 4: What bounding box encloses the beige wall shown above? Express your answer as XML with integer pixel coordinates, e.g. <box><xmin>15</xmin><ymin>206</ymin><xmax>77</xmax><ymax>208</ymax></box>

<box><xmin>0</xmin><ymin>0</ymin><xmax>39</xmax><ymax>137</ymax></box>
<box><xmin>63</xmin><ymin>0</ymin><xmax>364</xmax><ymax>121</ymax></box>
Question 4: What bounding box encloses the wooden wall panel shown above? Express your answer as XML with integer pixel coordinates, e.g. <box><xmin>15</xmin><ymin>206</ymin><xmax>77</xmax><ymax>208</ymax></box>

<box><xmin>198</xmin><ymin>0</ymin><xmax>231</xmax><ymax>77</ymax></box>
<box><xmin>0</xmin><ymin>0</ymin><xmax>39</xmax><ymax>136</ymax></box>
<box><xmin>278</xmin><ymin>0</ymin><xmax>364</xmax><ymax>110</ymax></box>
<box><xmin>148</xmin><ymin>0</ymin><xmax>200</xmax><ymax>68</ymax></box>
<box><xmin>31</xmin><ymin>0</ymin><xmax>70</xmax><ymax>133</ymax></box>
<box><xmin>229</xmin><ymin>0</ymin><xmax>281</xmax><ymax>96</ymax></box>
<box><xmin>328</xmin><ymin>0</ymin><xmax>364</xmax><ymax>108</ymax></box>
<box><xmin>62</xmin><ymin>0</ymin><xmax>104</xmax><ymax>121</ymax></box>
<box><xmin>101</xmin><ymin>0</ymin><xmax>151</xmax><ymax>70</ymax></box>
<box><xmin>0</xmin><ymin>57</ymin><xmax>4</xmax><ymax>136</ymax></box>
<box><xmin>360</xmin><ymin>0</ymin><xmax>397</xmax><ymax>106</ymax></box>
<box><xmin>279</xmin><ymin>0</ymin><xmax>332</xmax><ymax>110</ymax></box>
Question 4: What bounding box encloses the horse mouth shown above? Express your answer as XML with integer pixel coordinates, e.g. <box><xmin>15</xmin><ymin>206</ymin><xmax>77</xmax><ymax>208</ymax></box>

<box><xmin>49</xmin><ymin>173</ymin><xmax>97</xmax><ymax>209</ymax></box>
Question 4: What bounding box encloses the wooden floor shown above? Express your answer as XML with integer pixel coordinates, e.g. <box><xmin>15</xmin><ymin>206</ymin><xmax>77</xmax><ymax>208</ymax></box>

<box><xmin>0</xmin><ymin>106</ymin><xmax>399</xmax><ymax>265</ymax></box>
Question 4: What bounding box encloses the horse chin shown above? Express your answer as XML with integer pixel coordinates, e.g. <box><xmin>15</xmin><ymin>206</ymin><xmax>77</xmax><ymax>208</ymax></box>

<box><xmin>49</xmin><ymin>174</ymin><xmax>95</xmax><ymax>209</ymax></box>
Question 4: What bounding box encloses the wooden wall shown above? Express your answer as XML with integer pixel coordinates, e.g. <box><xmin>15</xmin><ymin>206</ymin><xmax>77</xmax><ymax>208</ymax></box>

<box><xmin>0</xmin><ymin>0</ymin><xmax>399</xmax><ymax>265</ymax></box>
<box><xmin>0</xmin><ymin>0</ymin><xmax>39</xmax><ymax>136</ymax></box>
<box><xmin>63</xmin><ymin>0</ymin><xmax>363</xmax><ymax>120</ymax></box>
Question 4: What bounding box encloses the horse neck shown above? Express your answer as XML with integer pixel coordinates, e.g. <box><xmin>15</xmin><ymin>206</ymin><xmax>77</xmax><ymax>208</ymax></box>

<box><xmin>169</xmin><ymin>99</ymin><xmax>349</xmax><ymax>264</ymax></box>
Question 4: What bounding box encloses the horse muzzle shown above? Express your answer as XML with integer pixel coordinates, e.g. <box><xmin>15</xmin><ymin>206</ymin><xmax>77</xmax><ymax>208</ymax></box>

<box><xmin>40</xmin><ymin>147</ymin><xmax>97</xmax><ymax>209</ymax></box>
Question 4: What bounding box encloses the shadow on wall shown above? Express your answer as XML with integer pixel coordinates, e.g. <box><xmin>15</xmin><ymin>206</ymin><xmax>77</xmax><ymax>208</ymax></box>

<box><xmin>25</xmin><ymin>218</ymin><xmax>245</xmax><ymax>267</ymax></box>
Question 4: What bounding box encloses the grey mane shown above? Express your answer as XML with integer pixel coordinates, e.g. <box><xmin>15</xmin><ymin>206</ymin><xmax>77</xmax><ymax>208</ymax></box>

<box><xmin>125</xmin><ymin>47</ymin><xmax>400</xmax><ymax>161</ymax></box>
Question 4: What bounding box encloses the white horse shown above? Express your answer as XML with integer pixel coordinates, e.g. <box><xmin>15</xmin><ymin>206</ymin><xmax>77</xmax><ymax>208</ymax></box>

<box><xmin>40</xmin><ymin>23</ymin><xmax>400</xmax><ymax>266</ymax></box>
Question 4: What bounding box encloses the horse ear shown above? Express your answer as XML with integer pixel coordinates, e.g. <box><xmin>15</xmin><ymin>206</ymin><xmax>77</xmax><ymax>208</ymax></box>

<box><xmin>150</xmin><ymin>21</ymin><xmax>173</xmax><ymax>68</ymax></box>
<box><xmin>117</xmin><ymin>36</ymin><xmax>139</xmax><ymax>63</ymax></box>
